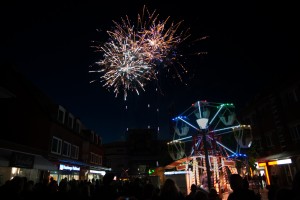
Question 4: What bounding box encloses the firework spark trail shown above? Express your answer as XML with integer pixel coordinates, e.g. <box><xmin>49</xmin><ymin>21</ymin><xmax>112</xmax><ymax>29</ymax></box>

<box><xmin>90</xmin><ymin>5</ymin><xmax>190</xmax><ymax>100</ymax></box>
<box><xmin>96</xmin><ymin>36</ymin><xmax>155</xmax><ymax>100</ymax></box>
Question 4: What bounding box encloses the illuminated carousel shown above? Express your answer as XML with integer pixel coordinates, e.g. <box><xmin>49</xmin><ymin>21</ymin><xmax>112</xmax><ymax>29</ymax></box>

<box><xmin>166</xmin><ymin>100</ymin><xmax>253</xmax><ymax>193</ymax></box>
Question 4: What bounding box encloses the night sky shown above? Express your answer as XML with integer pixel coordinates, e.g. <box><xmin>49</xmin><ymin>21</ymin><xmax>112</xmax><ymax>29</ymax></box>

<box><xmin>1</xmin><ymin>0</ymin><xmax>299</xmax><ymax>143</ymax></box>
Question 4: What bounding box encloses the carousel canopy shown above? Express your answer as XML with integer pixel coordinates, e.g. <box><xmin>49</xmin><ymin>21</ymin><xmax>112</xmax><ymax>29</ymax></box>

<box><xmin>164</xmin><ymin>157</ymin><xmax>193</xmax><ymax>170</ymax></box>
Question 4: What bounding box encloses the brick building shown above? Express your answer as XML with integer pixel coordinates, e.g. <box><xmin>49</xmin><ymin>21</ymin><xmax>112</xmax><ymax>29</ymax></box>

<box><xmin>239</xmin><ymin>72</ymin><xmax>300</xmax><ymax>186</ymax></box>
<box><xmin>0</xmin><ymin>64</ymin><xmax>109</xmax><ymax>185</ymax></box>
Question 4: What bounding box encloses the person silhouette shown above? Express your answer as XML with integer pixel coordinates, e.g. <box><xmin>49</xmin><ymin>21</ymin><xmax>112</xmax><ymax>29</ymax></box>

<box><xmin>186</xmin><ymin>184</ymin><xmax>197</xmax><ymax>200</ymax></box>
<box><xmin>159</xmin><ymin>178</ymin><xmax>185</xmax><ymax>200</ymax></box>
<box><xmin>227</xmin><ymin>174</ymin><xmax>257</xmax><ymax>200</ymax></box>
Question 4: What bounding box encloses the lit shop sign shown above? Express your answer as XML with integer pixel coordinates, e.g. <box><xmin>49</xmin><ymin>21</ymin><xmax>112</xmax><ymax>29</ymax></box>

<box><xmin>59</xmin><ymin>164</ymin><xmax>80</xmax><ymax>171</ymax></box>
<box><xmin>258</xmin><ymin>162</ymin><xmax>266</xmax><ymax>167</ymax></box>
<box><xmin>89</xmin><ymin>170</ymin><xmax>106</xmax><ymax>175</ymax></box>
<box><xmin>268</xmin><ymin>159</ymin><xmax>292</xmax><ymax>166</ymax></box>
<box><xmin>164</xmin><ymin>171</ymin><xmax>191</xmax><ymax>175</ymax></box>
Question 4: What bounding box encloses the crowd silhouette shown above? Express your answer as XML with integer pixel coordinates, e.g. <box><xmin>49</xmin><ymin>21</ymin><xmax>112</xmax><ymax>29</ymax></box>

<box><xmin>0</xmin><ymin>171</ymin><xmax>299</xmax><ymax>200</ymax></box>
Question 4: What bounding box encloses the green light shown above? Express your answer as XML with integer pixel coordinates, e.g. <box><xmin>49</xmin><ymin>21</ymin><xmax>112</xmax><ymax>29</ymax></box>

<box><xmin>148</xmin><ymin>169</ymin><xmax>155</xmax><ymax>175</ymax></box>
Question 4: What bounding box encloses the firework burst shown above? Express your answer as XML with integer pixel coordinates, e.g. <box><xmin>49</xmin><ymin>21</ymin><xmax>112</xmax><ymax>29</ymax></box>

<box><xmin>90</xmin><ymin>5</ymin><xmax>190</xmax><ymax>100</ymax></box>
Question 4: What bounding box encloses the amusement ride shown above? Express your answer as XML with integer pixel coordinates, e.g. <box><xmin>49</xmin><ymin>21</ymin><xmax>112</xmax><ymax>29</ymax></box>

<box><xmin>166</xmin><ymin>100</ymin><xmax>253</xmax><ymax>193</ymax></box>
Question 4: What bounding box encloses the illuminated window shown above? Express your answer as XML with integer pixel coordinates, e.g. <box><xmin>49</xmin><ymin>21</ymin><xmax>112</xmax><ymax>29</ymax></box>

<box><xmin>51</xmin><ymin>136</ymin><xmax>62</xmax><ymax>155</ymax></box>
<box><xmin>71</xmin><ymin>145</ymin><xmax>79</xmax><ymax>159</ymax></box>
<box><xmin>67</xmin><ymin>113</ymin><xmax>74</xmax><ymax>129</ymax></box>
<box><xmin>75</xmin><ymin>119</ymin><xmax>81</xmax><ymax>133</ymax></box>
<box><xmin>62</xmin><ymin>141</ymin><xmax>71</xmax><ymax>157</ymax></box>
<box><xmin>57</xmin><ymin>105</ymin><xmax>66</xmax><ymax>124</ymax></box>
<box><xmin>90</xmin><ymin>153</ymin><xmax>102</xmax><ymax>165</ymax></box>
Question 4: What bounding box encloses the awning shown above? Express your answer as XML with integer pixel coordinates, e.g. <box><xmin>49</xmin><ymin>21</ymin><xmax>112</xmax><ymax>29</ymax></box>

<box><xmin>165</xmin><ymin>157</ymin><xmax>193</xmax><ymax>170</ymax></box>
<box><xmin>0</xmin><ymin>148</ymin><xmax>57</xmax><ymax>171</ymax></box>
<box><xmin>34</xmin><ymin>155</ymin><xmax>57</xmax><ymax>171</ymax></box>
<box><xmin>256</xmin><ymin>150</ymin><xmax>300</xmax><ymax>162</ymax></box>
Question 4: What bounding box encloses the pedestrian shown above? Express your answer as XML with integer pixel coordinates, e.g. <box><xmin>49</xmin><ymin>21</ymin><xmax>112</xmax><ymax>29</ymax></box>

<box><xmin>227</xmin><ymin>174</ymin><xmax>257</xmax><ymax>200</ymax></box>
<box><xmin>159</xmin><ymin>178</ymin><xmax>185</xmax><ymax>200</ymax></box>
<box><xmin>186</xmin><ymin>184</ymin><xmax>198</xmax><ymax>200</ymax></box>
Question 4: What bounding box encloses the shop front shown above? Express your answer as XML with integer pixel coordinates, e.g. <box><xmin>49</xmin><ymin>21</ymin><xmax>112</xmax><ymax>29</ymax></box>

<box><xmin>86</xmin><ymin>166</ymin><xmax>112</xmax><ymax>182</ymax></box>
<box><xmin>256</xmin><ymin>150</ymin><xmax>300</xmax><ymax>187</ymax></box>
<box><xmin>49</xmin><ymin>158</ymin><xmax>112</xmax><ymax>184</ymax></box>
<box><xmin>50</xmin><ymin>163</ymin><xmax>81</xmax><ymax>184</ymax></box>
<box><xmin>0</xmin><ymin>148</ymin><xmax>57</xmax><ymax>185</ymax></box>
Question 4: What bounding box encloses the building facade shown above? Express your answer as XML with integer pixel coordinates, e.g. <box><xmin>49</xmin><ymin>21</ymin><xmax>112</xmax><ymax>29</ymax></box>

<box><xmin>239</xmin><ymin>73</ymin><xmax>300</xmax><ymax>186</ymax></box>
<box><xmin>0</xmin><ymin>65</ymin><xmax>109</xmax><ymax>186</ymax></box>
<box><xmin>103</xmin><ymin>128</ymin><xmax>172</xmax><ymax>179</ymax></box>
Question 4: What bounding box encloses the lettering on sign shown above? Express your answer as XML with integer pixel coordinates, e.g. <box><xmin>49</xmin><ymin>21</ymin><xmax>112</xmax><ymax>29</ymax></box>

<box><xmin>59</xmin><ymin>164</ymin><xmax>80</xmax><ymax>171</ymax></box>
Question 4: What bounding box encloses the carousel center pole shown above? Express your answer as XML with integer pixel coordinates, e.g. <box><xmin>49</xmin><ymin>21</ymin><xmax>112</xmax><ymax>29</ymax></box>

<box><xmin>202</xmin><ymin>129</ymin><xmax>211</xmax><ymax>191</ymax></box>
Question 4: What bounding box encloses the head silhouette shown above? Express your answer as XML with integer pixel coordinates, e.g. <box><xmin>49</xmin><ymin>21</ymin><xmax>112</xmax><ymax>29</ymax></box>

<box><xmin>191</xmin><ymin>184</ymin><xmax>197</xmax><ymax>192</ymax></box>
<box><xmin>229</xmin><ymin>174</ymin><xmax>243</xmax><ymax>191</ymax></box>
